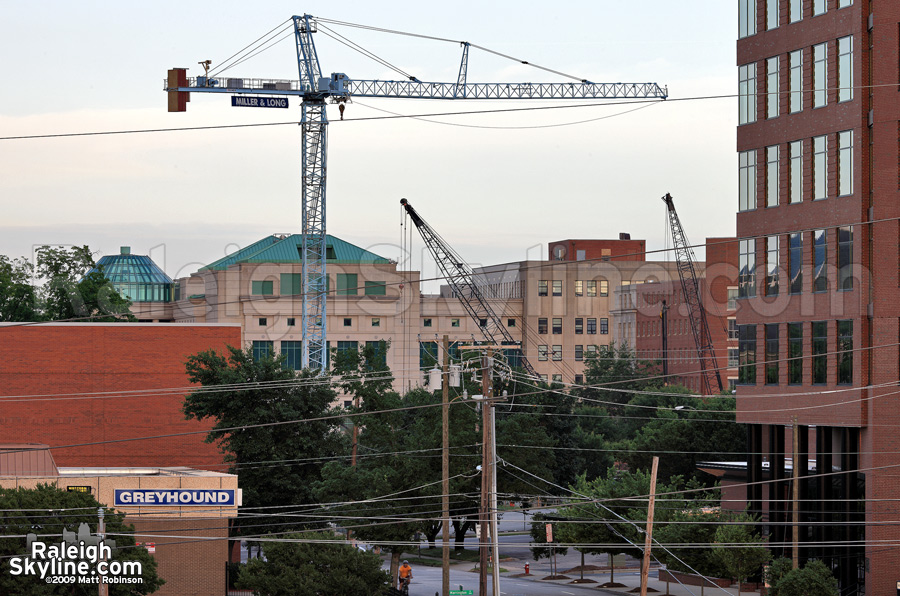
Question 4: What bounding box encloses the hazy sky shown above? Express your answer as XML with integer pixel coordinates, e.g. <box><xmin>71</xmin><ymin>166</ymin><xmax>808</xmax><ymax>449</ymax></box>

<box><xmin>0</xmin><ymin>1</ymin><xmax>736</xmax><ymax>285</ymax></box>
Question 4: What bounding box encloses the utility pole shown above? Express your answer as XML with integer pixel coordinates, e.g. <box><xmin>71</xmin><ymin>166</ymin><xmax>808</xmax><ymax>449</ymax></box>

<box><xmin>442</xmin><ymin>335</ymin><xmax>451</xmax><ymax>596</ymax></box>
<box><xmin>490</xmin><ymin>387</ymin><xmax>500</xmax><ymax>596</ymax></box>
<box><xmin>792</xmin><ymin>417</ymin><xmax>800</xmax><ymax>569</ymax></box>
<box><xmin>98</xmin><ymin>508</ymin><xmax>108</xmax><ymax>596</ymax></box>
<box><xmin>639</xmin><ymin>456</ymin><xmax>659</xmax><ymax>596</ymax></box>
<box><xmin>478</xmin><ymin>350</ymin><xmax>493</xmax><ymax>596</ymax></box>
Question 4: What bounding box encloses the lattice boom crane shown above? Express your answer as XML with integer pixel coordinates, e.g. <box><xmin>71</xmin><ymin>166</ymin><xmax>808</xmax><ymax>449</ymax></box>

<box><xmin>165</xmin><ymin>14</ymin><xmax>668</xmax><ymax>373</ymax></box>
<box><xmin>662</xmin><ymin>193</ymin><xmax>723</xmax><ymax>394</ymax></box>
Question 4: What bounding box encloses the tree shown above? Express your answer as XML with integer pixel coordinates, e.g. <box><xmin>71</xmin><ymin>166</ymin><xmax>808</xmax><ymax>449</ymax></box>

<box><xmin>236</xmin><ymin>533</ymin><xmax>389</xmax><ymax>596</ymax></box>
<box><xmin>34</xmin><ymin>245</ymin><xmax>135</xmax><ymax>322</ymax></box>
<box><xmin>0</xmin><ymin>255</ymin><xmax>39</xmax><ymax>321</ymax></box>
<box><xmin>0</xmin><ymin>484</ymin><xmax>163</xmax><ymax>595</ymax></box>
<box><xmin>619</xmin><ymin>395</ymin><xmax>746</xmax><ymax>485</ymax></box>
<box><xmin>711</xmin><ymin>514</ymin><xmax>771</xmax><ymax>595</ymax></box>
<box><xmin>183</xmin><ymin>346</ymin><xmax>343</xmax><ymax>534</ymax></box>
<box><xmin>528</xmin><ymin>513</ymin><xmax>568</xmax><ymax>575</ymax></box>
<box><xmin>766</xmin><ymin>558</ymin><xmax>839</xmax><ymax>596</ymax></box>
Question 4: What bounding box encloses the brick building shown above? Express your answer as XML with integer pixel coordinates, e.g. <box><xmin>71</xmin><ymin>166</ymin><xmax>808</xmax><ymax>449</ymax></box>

<box><xmin>0</xmin><ymin>323</ymin><xmax>240</xmax><ymax>469</ymax></box>
<box><xmin>735</xmin><ymin>1</ymin><xmax>899</xmax><ymax>591</ymax></box>
<box><xmin>0</xmin><ymin>446</ymin><xmax>238</xmax><ymax>596</ymax></box>
<box><xmin>631</xmin><ymin>238</ymin><xmax>739</xmax><ymax>393</ymax></box>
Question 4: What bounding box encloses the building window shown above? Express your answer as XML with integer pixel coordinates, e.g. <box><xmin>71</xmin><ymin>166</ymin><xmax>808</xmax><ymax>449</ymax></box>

<box><xmin>739</xmin><ymin>0</ymin><xmax>757</xmax><ymax>38</ymax></box>
<box><xmin>812</xmin><ymin>43</ymin><xmax>827</xmax><ymax>108</ymax></box>
<box><xmin>738</xmin><ymin>63</ymin><xmax>757</xmax><ymax>125</ymax></box>
<box><xmin>838</xmin><ymin>130</ymin><xmax>853</xmax><ymax>196</ymax></box>
<box><xmin>587</xmin><ymin>280</ymin><xmax>597</xmax><ymax>297</ymax></box>
<box><xmin>838</xmin><ymin>226</ymin><xmax>853</xmax><ymax>291</ymax></box>
<box><xmin>258</xmin><ymin>317</ymin><xmax>267</xmax><ymax>326</ymax></box>
<box><xmin>538</xmin><ymin>280</ymin><xmax>548</xmax><ymax>296</ymax></box>
<box><xmin>738</xmin><ymin>324</ymin><xmax>757</xmax><ymax>384</ymax></box>
<box><xmin>420</xmin><ymin>341</ymin><xmax>438</xmax><ymax>369</ymax></box>
<box><xmin>575</xmin><ymin>318</ymin><xmax>584</xmax><ymax>334</ymax></box>
<box><xmin>336</xmin><ymin>273</ymin><xmax>358</xmax><ymax>296</ymax></box>
<box><xmin>599</xmin><ymin>280</ymin><xmax>609</xmax><ymax>296</ymax></box>
<box><xmin>789</xmin><ymin>50</ymin><xmax>802</xmax><ymax>112</ymax></box>
<box><xmin>837</xmin><ymin>320</ymin><xmax>853</xmax><ymax>384</ymax></box>
<box><xmin>538</xmin><ymin>318</ymin><xmax>548</xmax><ymax>334</ymax></box>
<box><xmin>287</xmin><ymin>317</ymin><xmax>296</xmax><ymax>326</ymax></box>
<box><xmin>451</xmin><ymin>318</ymin><xmax>460</xmax><ymax>327</ymax></box>
<box><xmin>575</xmin><ymin>280</ymin><xmax>583</xmax><ymax>296</ymax></box>
<box><xmin>765</xmin><ymin>324</ymin><xmax>779</xmax><ymax>385</ymax></box>
<box><xmin>838</xmin><ymin>0</ymin><xmax>852</xmax><ymax>7</ymax></box>
<box><xmin>575</xmin><ymin>374</ymin><xmax>583</xmax><ymax>385</ymax></box>
<box><xmin>766</xmin><ymin>236</ymin><xmax>779</xmax><ymax>296</ymax></box>
<box><xmin>552</xmin><ymin>318</ymin><xmax>562</xmax><ymax>334</ymax></box>
<box><xmin>813</xmin><ymin>229</ymin><xmax>827</xmax><ymax>292</ymax></box>
<box><xmin>728</xmin><ymin>347</ymin><xmax>739</xmax><ymax>368</ymax></box>
<box><xmin>789</xmin><ymin>232</ymin><xmax>803</xmax><ymax>294</ymax></box>
<box><xmin>538</xmin><ymin>345</ymin><xmax>548</xmax><ymax>361</ymax></box>
<box><xmin>813</xmin><ymin>0</ymin><xmax>826</xmax><ymax>15</ymax></box>
<box><xmin>789</xmin><ymin>140</ymin><xmax>802</xmax><ymax>203</ymax></box>
<box><xmin>364</xmin><ymin>281</ymin><xmax>387</xmax><ymax>296</ymax></box>
<box><xmin>479</xmin><ymin>318</ymin><xmax>487</xmax><ymax>327</ymax></box>
<box><xmin>575</xmin><ymin>345</ymin><xmax>584</xmax><ymax>361</ymax></box>
<box><xmin>766</xmin><ymin>57</ymin><xmax>779</xmax><ymax>119</ymax></box>
<box><xmin>788</xmin><ymin>322</ymin><xmax>803</xmax><ymax>384</ymax></box>
<box><xmin>767</xmin><ymin>0</ymin><xmax>779</xmax><ymax>29</ymax></box>
<box><xmin>600</xmin><ymin>318</ymin><xmax>609</xmax><ymax>335</ymax></box>
<box><xmin>281</xmin><ymin>341</ymin><xmax>302</xmax><ymax>370</ymax></box>
<box><xmin>507</xmin><ymin>318</ymin><xmax>516</xmax><ymax>327</ymax></box>
<box><xmin>371</xmin><ymin>317</ymin><xmax>380</xmax><ymax>327</ymax></box>
<box><xmin>343</xmin><ymin>317</ymin><xmax>352</xmax><ymax>327</ymax></box>
<box><xmin>812</xmin><ymin>321</ymin><xmax>827</xmax><ymax>384</ymax></box>
<box><xmin>251</xmin><ymin>280</ymin><xmax>273</xmax><ymax>295</ymax></box>
<box><xmin>552</xmin><ymin>280</ymin><xmax>562</xmax><ymax>296</ymax></box>
<box><xmin>280</xmin><ymin>273</ymin><xmax>301</xmax><ymax>295</ymax></box>
<box><xmin>838</xmin><ymin>36</ymin><xmax>853</xmax><ymax>102</ymax></box>
<box><xmin>252</xmin><ymin>340</ymin><xmax>273</xmax><ymax>361</ymax></box>
<box><xmin>587</xmin><ymin>318</ymin><xmax>597</xmax><ymax>334</ymax></box>
<box><xmin>423</xmin><ymin>318</ymin><xmax>432</xmax><ymax>327</ymax></box>
<box><xmin>552</xmin><ymin>374</ymin><xmax>563</xmax><ymax>383</ymax></box>
<box><xmin>813</xmin><ymin>136</ymin><xmax>827</xmax><ymax>200</ymax></box>
<box><xmin>540</xmin><ymin>374</ymin><xmax>548</xmax><ymax>383</ymax></box>
<box><xmin>765</xmin><ymin>145</ymin><xmax>779</xmax><ymax>207</ymax></box>
<box><xmin>551</xmin><ymin>345</ymin><xmax>562</xmax><ymax>361</ymax></box>
<box><xmin>739</xmin><ymin>238</ymin><xmax>756</xmax><ymax>298</ymax></box>
<box><xmin>739</xmin><ymin>150</ymin><xmax>757</xmax><ymax>211</ymax></box>
<box><xmin>586</xmin><ymin>345</ymin><xmax>598</xmax><ymax>358</ymax></box>
<box><xmin>727</xmin><ymin>289</ymin><xmax>738</xmax><ymax>311</ymax></box>
<box><xmin>790</xmin><ymin>0</ymin><xmax>802</xmax><ymax>22</ymax></box>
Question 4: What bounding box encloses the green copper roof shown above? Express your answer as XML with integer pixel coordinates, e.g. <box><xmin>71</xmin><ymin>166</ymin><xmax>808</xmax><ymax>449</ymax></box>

<box><xmin>203</xmin><ymin>234</ymin><xmax>391</xmax><ymax>271</ymax></box>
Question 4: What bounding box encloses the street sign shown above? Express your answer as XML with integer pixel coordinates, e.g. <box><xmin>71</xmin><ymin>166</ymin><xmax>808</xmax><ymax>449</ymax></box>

<box><xmin>231</xmin><ymin>96</ymin><xmax>289</xmax><ymax>108</ymax></box>
<box><xmin>449</xmin><ymin>591</ymin><xmax>473</xmax><ymax>595</ymax></box>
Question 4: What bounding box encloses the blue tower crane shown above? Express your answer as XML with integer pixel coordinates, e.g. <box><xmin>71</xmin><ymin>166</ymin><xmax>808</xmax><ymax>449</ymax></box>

<box><xmin>165</xmin><ymin>14</ymin><xmax>668</xmax><ymax>374</ymax></box>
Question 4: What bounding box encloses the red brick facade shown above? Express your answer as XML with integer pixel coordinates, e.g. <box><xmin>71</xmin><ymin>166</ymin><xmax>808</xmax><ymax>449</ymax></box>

<box><xmin>548</xmin><ymin>238</ymin><xmax>646</xmax><ymax>262</ymax></box>
<box><xmin>0</xmin><ymin>323</ymin><xmax>241</xmax><ymax>470</ymax></box>
<box><xmin>736</xmin><ymin>2</ymin><xmax>900</xmax><ymax>592</ymax></box>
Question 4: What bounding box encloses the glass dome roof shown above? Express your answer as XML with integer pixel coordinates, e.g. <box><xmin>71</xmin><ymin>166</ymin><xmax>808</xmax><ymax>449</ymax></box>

<box><xmin>89</xmin><ymin>247</ymin><xmax>174</xmax><ymax>303</ymax></box>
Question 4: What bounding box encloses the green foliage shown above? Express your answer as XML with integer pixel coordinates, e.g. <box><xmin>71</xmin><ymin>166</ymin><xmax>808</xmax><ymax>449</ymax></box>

<box><xmin>766</xmin><ymin>558</ymin><xmax>839</xmax><ymax>596</ymax></box>
<box><xmin>528</xmin><ymin>513</ymin><xmax>568</xmax><ymax>561</ymax></box>
<box><xmin>236</xmin><ymin>533</ymin><xmax>389</xmax><ymax>596</ymax></box>
<box><xmin>711</xmin><ymin>514</ymin><xmax>771</xmax><ymax>588</ymax></box>
<box><xmin>0</xmin><ymin>484</ymin><xmax>163</xmax><ymax>595</ymax></box>
<box><xmin>618</xmin><ymin>395</ymin><xmax>746</xmax><ymax>485</ymax></box>
<box><xmin>578</xmin><ymin>342</ymin><xmax>661</xmax><ymax>422</ymax></box>
<box><xmin>0</xmin><ymin>255</ymin><xmax>39</xmax><ymax>321</ymax></box>
<box><xmin>183</xmin><ymin>346</ymin><xmax>343</xmax><ymax>533</ymax></box>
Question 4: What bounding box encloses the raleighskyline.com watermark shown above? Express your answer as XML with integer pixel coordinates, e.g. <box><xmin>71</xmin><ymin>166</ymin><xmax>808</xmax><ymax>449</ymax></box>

<box><xmin>8</xmin><ymin>540</ymin><xmax>143</xmax><ymax>585</ymax></box>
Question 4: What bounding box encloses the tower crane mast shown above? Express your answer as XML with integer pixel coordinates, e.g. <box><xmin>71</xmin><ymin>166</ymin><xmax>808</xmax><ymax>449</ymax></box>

<box><xmin>661</xmin><ymin>193</ymin><xmax>723</xmax><ymax>394</ymax></box>
<box><xmin>400</xmin><ymin>199</ymin><xmax>538</xmax><ymax>379</ymax></box>
<box><xmin>165</xmin><ymin>14</ymin><xmax>668</xmax><ymax>373</ymax></box>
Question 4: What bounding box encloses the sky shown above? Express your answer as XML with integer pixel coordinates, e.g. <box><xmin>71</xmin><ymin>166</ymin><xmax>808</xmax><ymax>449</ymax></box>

<box><xmin>0</xmin><ymin>1</ymin><xmax>737</xmax><ymax>286</ymax></box>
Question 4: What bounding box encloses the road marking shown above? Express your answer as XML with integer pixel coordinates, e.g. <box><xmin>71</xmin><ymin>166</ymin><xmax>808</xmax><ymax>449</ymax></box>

<box><xmin>562</xmin><ymin>592</ymin><xmax>576</xmax><ymax>595</ymax></box>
